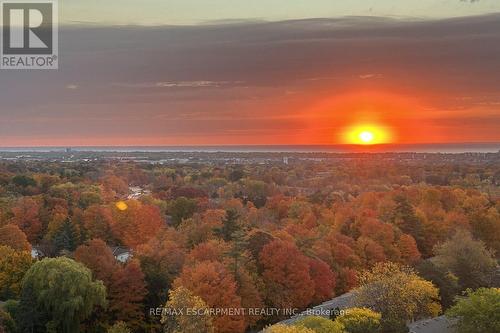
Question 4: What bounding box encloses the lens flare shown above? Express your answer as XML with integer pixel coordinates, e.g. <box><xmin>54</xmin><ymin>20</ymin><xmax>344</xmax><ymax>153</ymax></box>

<box><xmin>115</xmin><ymin>201</ymin><xmax>128</xmax><ymax>211</ymax></box>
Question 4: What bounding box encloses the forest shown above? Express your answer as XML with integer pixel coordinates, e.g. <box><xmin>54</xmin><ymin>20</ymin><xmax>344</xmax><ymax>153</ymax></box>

<box><xmin>0</xmin><ymin>154</ymin><xmax>499</xmax><ymax>333</ymax></box>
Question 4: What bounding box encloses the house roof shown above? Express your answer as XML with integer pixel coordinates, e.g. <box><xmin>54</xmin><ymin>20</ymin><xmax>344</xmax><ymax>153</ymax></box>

<box><xmin>262</xmin><ymin>292</ymin><xmax>354</xmax><ymax>330</ymax></box>
<box><xmin>110</xmin><ymin>246</ymin><xmax>131</xmax><ymax>257</ymax></box>
<box><xmin>408</xmin><ymin>315</ymin><xmax>457</xmax><ymax>333</ymax></box>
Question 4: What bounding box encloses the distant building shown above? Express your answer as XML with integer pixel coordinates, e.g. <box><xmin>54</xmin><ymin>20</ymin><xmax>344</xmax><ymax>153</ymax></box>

<box><xmin>127</xmin><ymin>186</ymin><xmax>151</xmax><ymax>199</ymax></box>
<box><xmin>111</xmin><ymin>246</ymin><xmax>133</xmax><ymax>263</ymax></box>
<box><xmin>31</xmin><ymin>246</ymin><xmax>45</xmax><ymax>259</ymax></box>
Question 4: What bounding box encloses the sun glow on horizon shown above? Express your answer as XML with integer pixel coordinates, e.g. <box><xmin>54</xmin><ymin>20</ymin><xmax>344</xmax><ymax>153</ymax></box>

<box><xmin>343</xmin><ymin>124</ymin><xmax>393</xmax><ymax>145</ymax></box>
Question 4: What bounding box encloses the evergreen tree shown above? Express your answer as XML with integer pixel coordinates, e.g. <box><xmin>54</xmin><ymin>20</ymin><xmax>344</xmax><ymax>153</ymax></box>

<box><xmin>53</xmin><ymin>219</ymin><xmax>78</xmax><ymax>254</ymax></box>
<box><xmin>392</xmin><ymin>195</ymin><xmax>424</xmax><ymax>253</ymax></box>
<box><xmin>215</xmin><ymin>209</ymin><xmax>241</xmax><ymax>242</ymax></box>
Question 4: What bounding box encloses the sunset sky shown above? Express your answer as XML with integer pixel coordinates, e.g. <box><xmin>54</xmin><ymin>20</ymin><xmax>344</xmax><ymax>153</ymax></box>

<box><xmin>0</xmin><ymin>1</ymin><xmax>499</xmax><ymax>146</ymax></box>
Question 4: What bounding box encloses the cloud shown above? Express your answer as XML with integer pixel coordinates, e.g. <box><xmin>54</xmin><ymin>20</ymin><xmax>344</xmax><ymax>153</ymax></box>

<box><xmin>112</xmin><ymin>81</ymin><xmax>242</xmax><ymax>89</ymax></box>
<box><xmin>358</xmin><ymin>74</ymin><xmax>383</xmax><ymax>80</ymax></box>
<box><xmin>0</xmin><ymin>15</ymin><xmax>499</xmax><ymax>144</ymax></box>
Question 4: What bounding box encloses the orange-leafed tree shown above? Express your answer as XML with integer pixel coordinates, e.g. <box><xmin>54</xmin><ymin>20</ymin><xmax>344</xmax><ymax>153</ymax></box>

<box><xmin>0</xmin><ymin>224</ymin><xmax>31</xmax><ymax>252</ymax></box>
<box><xmin>185</xmin><ymin>239</ymin><xmax>230</xmax><ymax>265</ymax></box>
<box><xmin>83</xmin><ymin>205</ymin><xmax>115</xmax><ymax>243</ymax></box>
<box><xmin>174</xmin><ymin>261</ymin><xmax>246</xmax><ymax>333</ymax></box>
<box><xmin>111</xmin><ymin>200</ymin><xmax>163</xmax><ymax>248</ymax></box>
<box><xmin>398</xmin><ymin>234</ymin><xmax>421</xmax><ymax>265</ymax></box>
<box><xmin>259</xmin><ymin>239</ymin><xmax>314</xmax><ymax>310</ymax></box>
<box><xmin>9</xmin><ymin>197</ymin><xmax>42</xmax><ymax>243</ymax></box>
<box><xmin>75</xmin><ymin>239</ymin><xmax>116</xmax><ymax>286</ymax></box>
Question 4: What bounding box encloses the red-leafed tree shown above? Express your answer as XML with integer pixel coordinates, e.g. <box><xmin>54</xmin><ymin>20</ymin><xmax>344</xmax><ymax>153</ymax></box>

<box><xmin>308</xmin><ymin>258</ymin><xmax>336</xmax><ymax>304</ymax></box>
<box><xmin>75</xmin><ymin>240</ymin><xmax>147</xmax><ymax>330</ymax></box>
<box><xmin>108</xmin><ymin>260</ymin><xmax>147</xmax><ymax>330</ymax></box>
<box><xmin>259</xmin><ymin>239</ymin><xmax>314</xmax><ymax>310</ymax></box>
<box><xmin>174</xmin><ymin>261</ymin><xmax>246</xmax><ymax>333</ymax></box>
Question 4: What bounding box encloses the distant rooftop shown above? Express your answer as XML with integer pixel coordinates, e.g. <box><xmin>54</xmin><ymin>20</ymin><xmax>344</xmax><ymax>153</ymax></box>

<box><xmin>408</xmin><ymin>315</ymin><xmax>457</xmax><ymax>333</ymax></box>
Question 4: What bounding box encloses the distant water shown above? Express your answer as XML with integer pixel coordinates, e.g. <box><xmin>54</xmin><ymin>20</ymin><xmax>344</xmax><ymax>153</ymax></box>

<box><xmin>0</xmin><ymin>143</ymin><xmax>498</xmax><ymax>153</ymax></box>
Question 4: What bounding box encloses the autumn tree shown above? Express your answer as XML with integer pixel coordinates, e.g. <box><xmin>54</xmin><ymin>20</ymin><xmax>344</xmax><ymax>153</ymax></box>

<box><xmin>259</xmin><ymin>239</ymin><xmax>314</xmax><ymax>310</ymax></box>
<box><xmin>264</xmin><ymin>324</ymin><xmax>314</xmax><ymax>333</ymax></box>
<box><xmin>469</xmin><ymin>207</ymin><xmax>500</xmax><ymax>256</ymax></box>
<box><xmin>136</xmin><ymin>228</ymin><xmax>186</xmax><ymax>314</ymax></box>
<box><xmin>107</xmin><ymin>322</ymin><xmax>131</xmax><ymax>333</ymax></box>
<box><xmin>354</xmin><ymin>262</ymin><xmax>441</xmax><ymax>332</ymax></box>
<box><xmin>82</xmin><ymin>205</ymin><xmax>115</xmax><ymax>243</ymax></box>
<box><xmin>161</xmin><ymin>287</ymin><xmax>214</xmax><ymax>333</ymax></box>
<box><xmin>75</xmin><ymin>239</ymin><xmax>116</xmax><ymax>286</ymax></box>
<box><xmin>0</xmin><ymin>246</ymin><xmax>32</xmax><ymax>300</ymax></box>
<box><xmin>397</xmin><ymin>234</ymin><xmax>421</xmax><ymax>265</ymax></box>
<box><xmin>111</xmin><ymin>200</ymin><xmax>163</xmax><ymax>248</ymax></box>
<box><xmin>9</xmin><ymin>197</ymin><xmax>42</xmax><ymax>243</ymax></box>
<box><xmin>433</xmin><ymin>230</ymin><xmax>497</xmax><ymax>289</ymax></box>
<box><xmin>18</xmin><ymin>257</ymin><xmax>106</xmax><ymax>333</ymax></box>
<box><xmin>75</xmin><ymin>240</ymin><xmax>147</xmax><ymax>330</ymax></box>
<box><xmin>0</xmin><ymin>224</ymin><xmax>31</xmax><ymax>252</ymax></box>
<box><xmin>446</xmin><ymin>288</ymin><xmax>500</xmax><ymax>333</ymax></box>
<box><xmin>294</xmin><ymin>316</ymin><xmax>344</xmax><ymax>333</ymax></box>
<box><xmin>308</xmin><ymin>258</ymin><xmax>336</xmax><ymax>304</ymax></box>
<box><xmin>173</xmin><ymin>261</ymin><xmax>245</xmax><ymax>333</ymax></box>
<box><xmin>334</xmin><ymin>307</ymin><xmax>381</xmax><ymax>333</ymax></box>
<box><xmin>108</xmin><ymin>260</ymin><xmax>147</xmax><ymax>330</ymax></box>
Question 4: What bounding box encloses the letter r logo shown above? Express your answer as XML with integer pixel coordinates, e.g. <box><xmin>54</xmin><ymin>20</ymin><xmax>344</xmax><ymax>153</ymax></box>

<box><xmin>2</xmin><ymin>2</ymin><xmax>53</xmax><ymax>54</ymax></box>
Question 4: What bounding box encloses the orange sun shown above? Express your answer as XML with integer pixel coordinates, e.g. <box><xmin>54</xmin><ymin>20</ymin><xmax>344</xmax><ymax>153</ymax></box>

<box><xmin>343</xmin><ymin>124</ymin><xmax>392</xmax><ymax>145</ymax></box>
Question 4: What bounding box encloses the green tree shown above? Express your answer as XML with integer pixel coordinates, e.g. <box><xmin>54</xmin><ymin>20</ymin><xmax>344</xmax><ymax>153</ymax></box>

<box><xmin>433</xmin><ymin>230</ymin><xmax>497</xmax><ymax>289</ymax></box>
<box><xmin>168</xmin><ymin>197</ymin><xmax>197</xmax><ymax>227</ymax></box>
<box><xmin>417</xmin><ymin>260</ymin><xmax>460</xmax><ymax>309</ymax></box>
<box><xmin>334</xmin><ymin>308</ymin><xmax>381</xmax><ymax>333</ymax></box>
<box><xmin>52</xmin><ymin>219</ymin><xmax>79</xmax><ymax>254</ymax></box>
<box><xmin>354</xmin><ymin>262</ymin><xmax>441</xmax><ymax>332</ymax></box>
<box><xmin>18</xmin><ymin>257</ymin><xmax>107</xmax><ymax>333</ymax></box>
<box><xmin>161</xmin><ymin>287</ymin><xmax>214</xmax><ymax>333</ymax></box>
<box><xmin>215</xmin><ymin>209</ymin><xmax>241</xmax><ymax>242</ymax></box>
<box><xmin>0</xmin><ymin>308</ymin><xmax>16</xmax><ymax>333</ymax></box>
<box><xmin>294</xmin><ymin>316</ymin><xmax>345</xmax><ymax>333</ymax></box>
<box><xmin>392</xmin><ymin>195</ymin><xmax>424</xmax><ymax>254</ymax></box>
<box><xmin>12</xmin><ymin>175</ymin><xmax>36</xmax><ymax>188</ymax></box>
<box><xmin>446</xmin><ymin>288</ymin><xmax>500</xmax><ymax>333</ymax></box>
